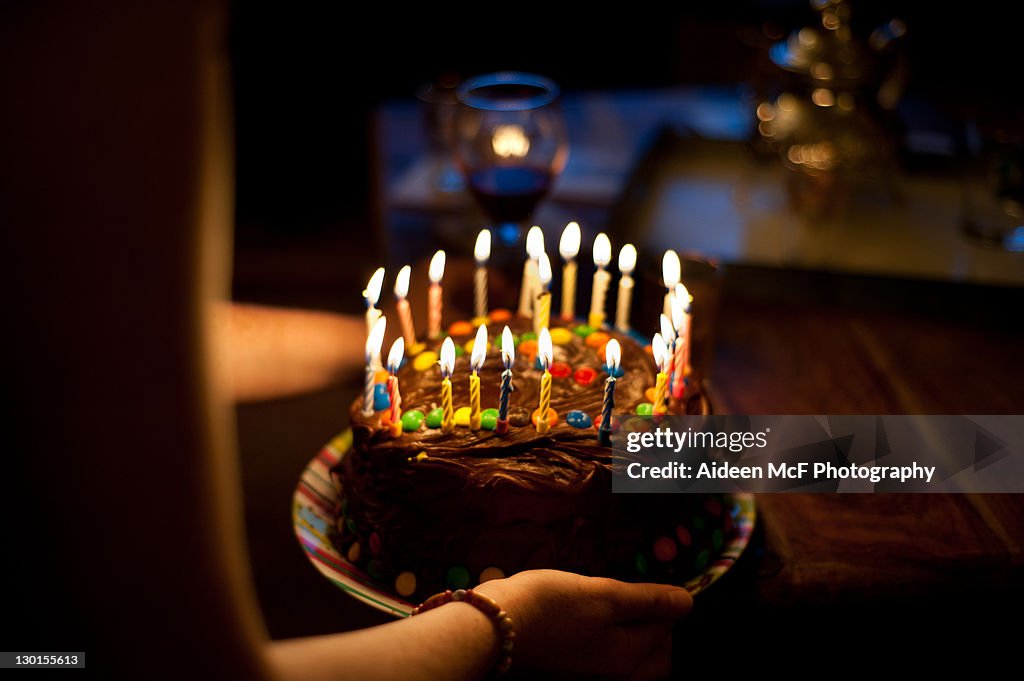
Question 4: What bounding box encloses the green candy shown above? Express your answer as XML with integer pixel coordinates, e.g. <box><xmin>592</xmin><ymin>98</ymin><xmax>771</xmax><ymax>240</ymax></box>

<box><xmin>694</xmin><ymin>549</ymin><xmax>710</xmax><ymax>571</ymax></box>
<box><xmin>712</xmin><ymin>529</ymin><xmax>723</xmax><ymax>551</ymax></box>
<box><xmin>446</xmin><ymin>565</ymin><xmax>471</xmax><ymax>590</ymax></box>
<box><xmin>574</xmin><ymin>324</ymin><xmax>595</xmax><ymax>338</ymax></box>
<box><xmin>634</xmin><ymin>552</ymin><xmax>649</xmax><ymax>576</ymax></box>
<box><xmin>635</xmin><ymin>402</ymin><xmax>654</xmax><ymax>416</ymax></box>
<box><xmin>401</xmin><ymin>410</ymin><xmax>425</xmax><ymax>432</ymax></box>
<box><xmin>481</xmin><ymin>408</ymin><xmax>499</xmax><ymax>430</ymax></box>
<box><xmin>367</xmin><ymin>559</ymin><xmax>386</xmax><ymax>581</ymax></box>
<box><xmin>519</xmin><ymin>331</ymin><xmax>537</xmax><ymax>342</ymax></box>
<box><xmin>426</xmin><ymin>408</ymin><xmax>444</xmax><ymax>428</ymax></box>
<box><xmin>453</xmin><ymin>344</ymin><xmax>466</xmax><ymax>357</ymax></box>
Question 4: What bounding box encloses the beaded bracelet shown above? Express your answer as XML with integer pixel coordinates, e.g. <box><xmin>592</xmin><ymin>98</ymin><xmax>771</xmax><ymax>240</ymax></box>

<box><xmin>412</xmin><ymin>588</ymin><xmax>515</xmax><ymax>676</ymax></box>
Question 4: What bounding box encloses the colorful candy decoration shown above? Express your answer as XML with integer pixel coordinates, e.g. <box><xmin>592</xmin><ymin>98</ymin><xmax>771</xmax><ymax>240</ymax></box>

<box><xmin>446</xmin><ymin>565</ymin><xmax>471</xmax><ymax>590</ymax></box>
<box><xmin>479</xmin><ymin>566</ymin><xmax>505</xmax><ymax>583</ymax></box>
<box><xmin>401</xmin><ymin>410</ymin><xmax>425</xmax><ymax>432</ymax></box>
<box><xmin>426</xmin><ymin>407</ymin><xmax>443</xmax><ymax>429</ymax></box>
<box><xmin>395</xmin><ymin>571</ymin><xmax>417</xmax><ymax>597</ymax></box>
<box><xmin>566</xmin><ymin>410</ymin><xmax>592</xmax><ymax>429</ymax></box>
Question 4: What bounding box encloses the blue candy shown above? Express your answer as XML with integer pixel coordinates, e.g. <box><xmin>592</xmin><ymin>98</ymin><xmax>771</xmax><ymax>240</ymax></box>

<box><xmin>373</xmin><ymin>383</ymin><xmax>391</xmax><ymax>411</ymax></box>
<box><xmin>566</xmin><ymin>410</ymin><xmax>593</xmax><ymax>429</ymax></box>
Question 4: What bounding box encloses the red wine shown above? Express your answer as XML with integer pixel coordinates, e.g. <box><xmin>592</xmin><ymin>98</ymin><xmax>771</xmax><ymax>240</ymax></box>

<box><xmin>467</xmin><ymin>166</ymin><xmax>552</xmax><ymax>223</ymax></box>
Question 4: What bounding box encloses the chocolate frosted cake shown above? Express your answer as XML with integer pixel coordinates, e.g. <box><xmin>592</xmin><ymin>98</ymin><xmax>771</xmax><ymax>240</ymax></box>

<box><xmin>331</xmin><ymin>314</ymin><xmax>732</xmax><ymax>600</ymax></box>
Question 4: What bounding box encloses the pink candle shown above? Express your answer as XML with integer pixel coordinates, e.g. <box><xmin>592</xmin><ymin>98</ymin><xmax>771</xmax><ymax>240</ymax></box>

<box><xmin>427</xmin><ymin>250</ymin><xmax>445</xmax><ymax>339</ymax></box>
<box><xmin>386</xmin><ymin>338</ymin><xmax>405</xmax><ymax>437</ymax></box>
<box><xmin>670</xmin><ymin>283</ymin><xmax>690</xmax><ymax>399</ymax></box>
<box><xmin>394</xmin><ymin>265</ymin><xmax>418</xmax><ymax>348</ymax></box>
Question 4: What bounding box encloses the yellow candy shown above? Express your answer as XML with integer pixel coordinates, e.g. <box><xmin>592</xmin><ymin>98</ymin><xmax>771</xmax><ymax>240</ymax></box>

<box><xmin>471</xmin><ymin>315</ymin><xmax>490</xmax><ymax>327</ymax></box>
<box><xmin>395</xmin><ymin>571</ymin><xmax>417</xmax><ymax>597</ymax></box>
<box><xmin>479</xmin><ymin>567</ymin><xmax>505</xmax><ymax>583</ymax></box>
<box><xmin>464</xmin><ymin>337</ymin><xmax>490</xmax><ymax>355</ymax></box>
<box><xmin>347</xmin><ymin>542</ymin><xmax>361</xmax><ymax>563</ymax></box>
<box><xmin>454</xmin><ymin>406</ymin><xmax>471</xmax><ymax>426</ymax></box>
<box><xmin>408</xmin><ymin>341</ymin><xmax>426</xmax><ymax>356</ymax></box>
<box><xmin>412</xmin><ymin>351</ymin><xmax>438</xmax><ymax>372</ymax></box>
<box><xmin>549</xmin><ymin>327</ymin><xmax>573</xmax><ymax>345</ymax></box>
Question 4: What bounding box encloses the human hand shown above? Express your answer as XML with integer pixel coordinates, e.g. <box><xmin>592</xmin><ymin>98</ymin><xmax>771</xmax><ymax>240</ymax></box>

<box><xmin>476</xmin><ymin>569</ymin><xmax>692</xmax><ymax>681</ymax></box>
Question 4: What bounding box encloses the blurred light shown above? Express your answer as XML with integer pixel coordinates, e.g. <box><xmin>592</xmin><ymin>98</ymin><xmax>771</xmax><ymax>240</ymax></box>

<box><xmin>492</xmin><ymin>124</ymin><xmax>530</xmax><ymax>158</ymax></box>
<box><xmin>837</xmin><ymin>92</ymin><xmax>855</xmax><ymax>111</ymax></box>
<box><xmin>778</xmin><ymin>93</ymin><xmax>797</xmax><ymax>112</ymax></box>
<box><xmin>811</xmin><ymin>62</ymin><xmax>833</xmax><ymax>80</ymax></box>
<box><xmin>812</xmin><ymin>88</ymin><xmax>835</xmax><ymax>107</ymax></box>
<box><xmin>798</xmin><ymin>28</ymin><xmax>818</xmax><ymax>48</ymax></box>
<box><xmin>822</xmin><ymin>9</ymin><xmax>840</xmax><ymax>30</ymax></box>
<box><xmin>786</xmin><ymin>142</ymin><xmax>836</xmax><ymax>172</ymax></box>
<box><xmin>756</xmin><ymin>102</ymin><xmax>776</xmax><ymax>122</ymax></box>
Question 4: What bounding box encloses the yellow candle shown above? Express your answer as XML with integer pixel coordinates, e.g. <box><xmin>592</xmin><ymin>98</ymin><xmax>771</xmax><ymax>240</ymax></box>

<box><xmin>469</xmin><ymin>324</ymin><xmax>487</xmax><ymax>430</ymax></box>
<box><xmin>534</xmin><ymin>252</ymin><xmax>552</xmax><ymax>334</ymax></box>
<box><xmin>559</xmin><ymin>221</ymin><xmax>581</xmax><ymax>320</ymax></box>
<box><xmin>652</xmin><ymin>333</ymin><xmax>669</xmax><ymax>415</ymax></box>
<box><xmin>588</xmin><ymin>233</ymin><xmax>611</xmax><ymax>329</ymax></box>
<box><xmin>439</xmin><ymin>337</ymin><xmax>455</xmax><ymax>433</ymax></box>
<box><xmin>474</xmin><ymin>229</ymin><xmax>490</xmax><ymax>319</ymax></box>
<box><xmin>615</xmin><ymin>244</ymin><xmax>636</xmax><ymax>332</ymax></box>
<box><xmin>518</xmin><ymin>226</ymin><xmax>545</xmax><ymax>317</ymax></box>
<box><xmin>537</xmin><ymin>328</ymin><xmax>553</xmax><ymax>434</ymax></box>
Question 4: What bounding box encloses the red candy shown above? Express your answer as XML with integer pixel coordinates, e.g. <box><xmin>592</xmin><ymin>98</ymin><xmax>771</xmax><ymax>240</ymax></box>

<box><xmin>573</xmin><ymin>366</ymin><xmax>598</xmax><ymax>386</ymax></box>
<box><xmin>675</xmin><ymin>525</ymin><xmax>692</xmax><ymax>547</ymax></box>
<box><xmin>550</xmin><ymin>362</ymin><xmax>571</xmax><ymax>379</ymax></box>
<box><xmin>653</xmin><ymin>536</ymin><xmax>678</xmax><ymax>562</ymax></box>
<box><xmin>593</xmin><ymin>413</ymin><xmax>621</xmax><ymax>432</ymax></box>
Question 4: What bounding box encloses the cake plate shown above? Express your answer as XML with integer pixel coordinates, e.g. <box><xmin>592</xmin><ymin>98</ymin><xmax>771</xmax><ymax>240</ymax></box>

<box><xmin>293</xmin><ymin>429</ymin><xmax>756</xmax><ymax>618</ymax></box>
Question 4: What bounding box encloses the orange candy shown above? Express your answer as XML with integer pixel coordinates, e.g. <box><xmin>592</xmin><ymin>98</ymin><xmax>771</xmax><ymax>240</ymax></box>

<box><xmin>518</xmin><ymin>339</ymin><xmax>538</xmax><ymax>359</ymax></box>
<box><xmin>585</xmin><ymin>331</ymin><xmax>610</xmax><ymax>349</ymax></box>
<box><xmin>488</xmin><ymin>308</ymin><xmax>513</xmax><ymax>323</ymax></box>
<box><xmin>374</xmin><ymin>369</ymin><xmax>390</xmax><ymax>384</ymax></box>
<box><xmin>596</xmin><ymin>341</ymin><xmax>609</xmax><ymax>363</ymax></box>
<box><xmin>448</xmin><ymin>320</ymin><xmax>474</xmax><ymax>337</ymax></box>
<box><xmin>645</xmin><ymin>387</ymin><xmax>657</xmax><ymax>403</ymax></box>
<box><xmin>531</xmin><ymin>408</ymin><xmax>559</xmax><ymax>428</ymax></box>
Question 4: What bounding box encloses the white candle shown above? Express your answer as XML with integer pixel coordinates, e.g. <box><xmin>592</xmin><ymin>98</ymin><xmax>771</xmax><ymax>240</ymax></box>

<box><xmin>394</xmin><ymin>265</ymin><xmax>418</xmax><ymax>349</ymax></box>
<box><xmin>518</xmin><ymin>226</ymin><xmax>545</xmax><ymax>317</ymax></box>
<box><xmin>660</xmin><ymin>312</ymin><xmax>677</xmax><ymax>395</ymax></box>
<box><xmin>614</xmin><ymin>244</ymin><xmax>637</xmax><ymax>332</ymax></box>
<box><xmin>427</xmin><ymin>250</ymin><xmax>445</xmax><ymax>339</ymax></box>
<box><xmin>534</xmin><ymin>252</ymin><xmax>552</xmax><ymax>335</ymax></box>
<box><xmin>669</xmin><ymin>283</ymin><xmax>691</xmax><ymax>399</ymax></box>
<box><xmin>588</xmin><ymin>233</ymin><xmax>612</xmax><ymax>329</ymax></box>
<box><xmin>473</xmin><ymin>229</ymin><xmax>490</xmax><ymax>319</ymax></box>
<box><xmin>662</xmin><ymin>250</ymin><xmax>681</xmax><ymax>321</ymax></box>
<box><xmin>363</xmin><ymin>316</ymin><xmax>387</xmax><ymax>417</ymax></box>
<box><xmin>559</xmin><ymin>221</ymin><xmax>581</xmax><ymax>321</ymax></box>
<box><xmin>364</xmin><ymin>267</ymin><xmax>385</xmax><ymax>370</ymax></box>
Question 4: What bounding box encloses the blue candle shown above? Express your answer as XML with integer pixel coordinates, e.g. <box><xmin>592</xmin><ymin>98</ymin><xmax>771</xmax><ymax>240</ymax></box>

<box><xmin>599</xmin><ymin>339</ymin><xmax>621</xmax><ymax>445</ymax></box>
<box><xmin>496</xmin><ymin>325</ymin><xmax>515</xmax><ymax>434</ymax></box>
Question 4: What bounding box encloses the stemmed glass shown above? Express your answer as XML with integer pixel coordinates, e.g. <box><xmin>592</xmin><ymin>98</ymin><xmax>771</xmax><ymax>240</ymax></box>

<box><xmin>454</xmin><ymin>72</ymin><xmax>568</xmax><ymax>247</ymax></box>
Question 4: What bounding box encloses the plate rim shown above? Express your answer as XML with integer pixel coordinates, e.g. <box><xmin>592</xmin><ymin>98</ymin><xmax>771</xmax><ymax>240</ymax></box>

<box><xmin>293</xmin><ymin>429</ymin><xmax>756</xmax><ymax>618</ymax></box>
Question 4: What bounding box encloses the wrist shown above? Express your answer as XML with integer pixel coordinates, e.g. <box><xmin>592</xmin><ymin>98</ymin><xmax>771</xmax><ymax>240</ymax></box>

<box><xmin>413</xmin><ymin>588</ymin><xmax>515</xmax><ymax>677</ymax></box>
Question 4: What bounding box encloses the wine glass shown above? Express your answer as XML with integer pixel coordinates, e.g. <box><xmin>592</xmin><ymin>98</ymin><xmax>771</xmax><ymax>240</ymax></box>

<box><xmin>454</xmin><ymin>72</ymin><xmax>568</xmax><ymax>247</ymax></box>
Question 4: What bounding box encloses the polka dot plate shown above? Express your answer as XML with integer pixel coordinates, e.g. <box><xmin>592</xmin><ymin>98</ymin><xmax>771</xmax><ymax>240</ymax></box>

<box><xmin>293</xmin><ymin>429</ymin><xmax>756</xmax><ymax>618</ymax></box>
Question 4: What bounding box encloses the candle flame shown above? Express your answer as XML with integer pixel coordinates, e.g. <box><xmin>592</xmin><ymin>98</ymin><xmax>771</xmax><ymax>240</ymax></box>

<box><xmin>670</xmin><ymin>288</ymin><xmax>685</xmax><ymax>331</ymax></box>
<box><xmin>662</xmin><ymin>250</ymin><xmax>681</xmax><ymax>288</ymax></box>
<box><xmin>559</xmin><ymin>221</ymin><xmax>581</xmax><ymax>260</ymax></box>
<box><xmin>471</xmin><ymin>324</ymin><xmax>488</xmax><ymax>371</ymax></box>
<box><xmin>605</xmin><ymin>338</ymin><xmax>621</xmax><ymax>371</ymax></box>
<box><xmin>538</xmin><ymin>327</ymin><xmax>553</xmax><ymax>369</ymax></box>
<box><xmin>500</xmin><ymin>325</ymin><xmax>515</xmax><ymax>368</ymax></box>
<box><xmin>429</xmin><ymin>250</ymin><xmax>446</xmax><ymax>283</ymax></box>
<box><xmin>538</xmin><ymin>252</ymin><xmax>552</xmax><ymax>287</ymax></box>
<box><xmin>593</xmin><ymin>233</ymin><xmax>611</xmax><ymax>267</ymax></box>
<box><xmin>387</xmin><ymin>337</ymin><xmax>405</xmax><ymax>373</ymax></box>
<box><xmin>366</xmin><ymin>316</ymin><xmax>387</xmax><ymax>359</ymax></box>
<box><xmin>660</xmin><ymin>314</ymin><xmax>676</xmax><ymax>343</ymax></box>
<box><xmin>491</xmin><ymin>124</ymin><xmax>530</xmax><ymax>158</ymax></box>
<box><xmin>674</xmin><ymin>282</ymin><xmax>692</xmax><ymax>308</ymax></box>
<box><xmin>439</xmin><ymin>336</ymin><xmax>455</xmax><ymax>378</ymax></box>
<box><xmin>618</xmin><ymin>244</ymin><xmax>637</xmax><ymax>274</ymax></box>
<box><xmin>652</xmin><ymin>333</ymin><xmax>668</xmax><ymax>372</ymax></box>
<box><xmin>474</xmin><ymin>229</ymin><xmax>491</xmax><ymax>263</ymax></box>
<box><xmin>394</xmin><ymin>265</ymin><xmax>411</xmax><ymax>298</ymax></box>
<box><xmin>364</xmin><ymin>267</ymin><xmax>385</xmax><ymax>306</ymax></box>
<box><xmin>526</xmin><ymin>226</ymin><xmax>545</xmax><ymax>259</ymax></box>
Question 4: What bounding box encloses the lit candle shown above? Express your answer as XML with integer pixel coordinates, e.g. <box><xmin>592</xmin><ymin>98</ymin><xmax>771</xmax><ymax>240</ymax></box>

<box><xmin>386</xmin><ymin>337</ymin><xmax>405</xmax><ymax>437</ymax></box>
<box><xmin>473</xmin><ymin>229</ymin><xmax>491</xmax><ymax>319</ymax></box>
<box><xmin>536</xmin><ymin>327</ymin><xmax>553</xmax><ymax>434</ymax></box>
<box><xmin>651</xmin><ymin>333</ymin><xmax>669</xmax><ymax>415</ymax></box>
<box><xmin>427</xmin><ymin>250</ymin><xmax>446</xmax><ymax>339</ymax></box>
<box><xmin>439</xmin><ymin>336</ymin><xmax>455</xmax><ymax>433</ymax></box>
<box><xmin>662</xmin><ymin>250</ymin><xmax>681</xmax><ymax>321</ymax></box>
<box><xmin>588</xmin><ymin>233</ymin><xmax>612</xmax><ymax>329</ymax></box>
<box><xmin>669</xmin><ymin>284</ymin><xmax>690</xmax><ymax>399</ymax></box>
<box><xmin>677</xmin><ymin>281</ymin><xmax>693</xmax><ymax>377</ymax></box>
<box><xmin>363</xmin><ymin>316</ymin><xmax>387</xmax><ymax>417</ymax></box>
<box><xmin>469</xmin><ymin>324</ymin><xmax>487</xmax><ymax>430</ymax></box>
<box><xmin>518</xmin><ymin>226</ymin><xmax>545</xmax><ymax>317</ymax></box>
<box><xmin>559</xmin><ymin>221</ymin><xmax>581</xmax><ymax>321</ymax></box>
<box><xmin>534</xmin><ymin>252</ymin><xmax>552</xmax><ymax>334</ymax></box>
<box><xmin>614</xmin><ymin>244</ymin><xmax>637</xmax><ymax>332</ymax></box>
<box><xmin>660</xmin><ymin>313</ymin><xmax>677</xmax><ymax>399</ymax></box>
<box><xmin>496</xmin><ymin>325</ymin><xmax>515</xmax><ymax>434</ymax></box>
<box><xmin>599</xmin><ymin>338</ymin><xmax>621</xmax><ymax>446</ymax></box>
<box><xmin>394</xmin><ymin>265</ymin><xmax>419</xmax><ymax>350</ymax></box>
<box><xmin>364</xmin><ymin>267</ymin><xmax>385</xmax><ymax>370</ymax></box>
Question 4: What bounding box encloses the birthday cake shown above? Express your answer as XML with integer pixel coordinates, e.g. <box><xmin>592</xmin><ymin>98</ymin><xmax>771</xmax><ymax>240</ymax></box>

<box><xmin>331</xmin><ymin>312</ymin><xmax>734</xmax><ymax>600</ymax></box>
